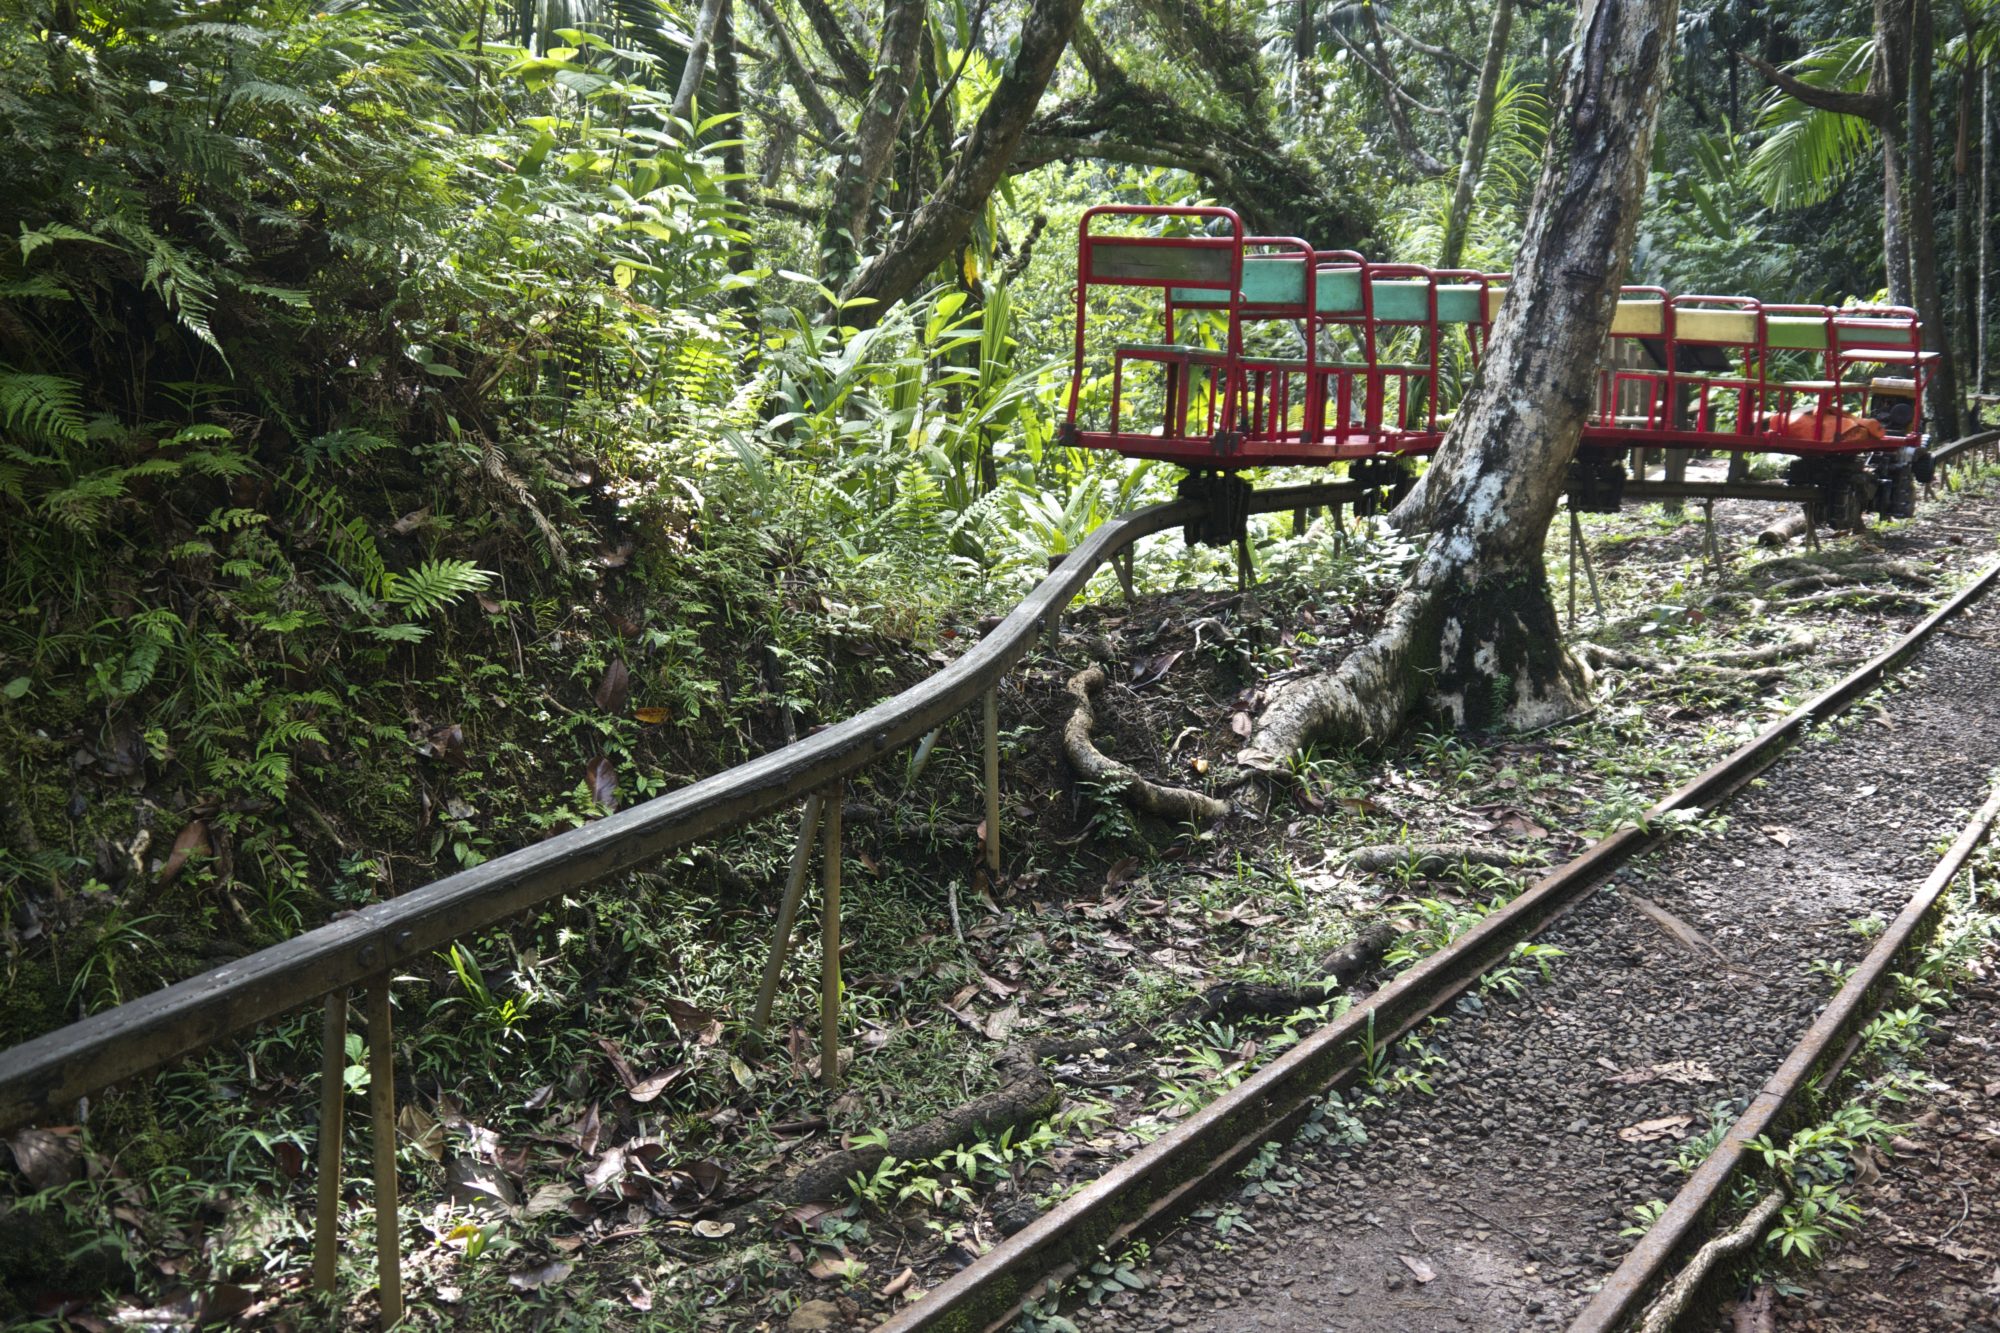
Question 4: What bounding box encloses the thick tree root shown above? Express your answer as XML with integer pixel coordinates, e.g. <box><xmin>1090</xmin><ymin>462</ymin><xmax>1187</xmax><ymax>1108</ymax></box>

<box><xmin>1580</xmin><ymin>643</ymin><xmax>1787</xmax><ymax>686</ymax></box>
<box><xmin>1775</xmin><ymin>586</ymin><xmax>1931</xmax><ymax>613</ymax></box>
<box><xmin>1701</xmin><ymin>633</ymin><xmax>1816</xmax><ymax>668</ymax></box>
<box><xmin>1755</xmin><ymin>512</ymin><xmax>1810</xmax><ymax>547</ymax></box>
<box><xmin>732</xmin><ymin>1046</ymin><xmax>1058</xmax><ymax>1216</ymax></box>
<box><xmin>1064</xmin><ymin>667</ymin><xmax>1229</xmax><ymax>823</ymax></box>
<box><xmin>1344</xmin><ymin>843</ymin><xmax>1544</xmax><ymax>876</ymax></box>
<box><xmin>1635</xmin><ymin>1189</ymin><xmax>1786</xmax><ymax>1333</ymax></box>
<box><xmin>1036</xmin><ymin>923</ymin><xmax>1399</xmax><ymax>1070</ymax></box>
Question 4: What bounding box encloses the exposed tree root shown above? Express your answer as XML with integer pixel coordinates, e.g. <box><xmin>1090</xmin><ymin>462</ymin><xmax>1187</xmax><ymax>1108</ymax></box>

<box><xmin>1241</xmin><ymin>587</ymin><xmax>1436</xmax><ymax>768</ymax></box>
<box><xmin>1635</xmin><ymin>1188</ymin><xmax>1787</xmax><ymax>1333</ymax></box>
<box><xmin>1038</xmin><ymin>922</ymin><xmax>1400</xmax><ymax>1070</ymax></box>
<box><xmin>732</xmin><ymin>1045</ymin><xmax>1059</xmax><ymax>1215</ymax></box>
<box><xmin>1344</xmin><ymin>843</ymin><xmax>1544</xmax><ymax>876</ymax></box>
<box><xmin>1755</xmin><ymin>512</ymin><xmax>1810</xmax><ymax>547</ymax></box>
<box><xmin>1775</xmin><ymin>586</ymin><xmax>1931</xmax><ymax>613</ymax></box>
<box><xmin>1579</xmin><ymin>643</ymin><xmax>1787</xmax><ymax>686</ymax></box>
<box><xmin>1064</xmin><ymin>667</ymin><xmax>1230</xmax><ymax>823</ymax></box>
<box><xmin>1701</xmin><ymin>633</ymin><xmax>1817</xmax><ymax>668</ymax></box>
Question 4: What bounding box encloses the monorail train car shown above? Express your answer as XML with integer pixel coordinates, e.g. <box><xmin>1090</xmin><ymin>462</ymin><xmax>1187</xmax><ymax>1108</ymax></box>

<box><xmin>1057</xmin><ymin>206</ymin><xmax>1938</xmax><ymax>530</ymax></box>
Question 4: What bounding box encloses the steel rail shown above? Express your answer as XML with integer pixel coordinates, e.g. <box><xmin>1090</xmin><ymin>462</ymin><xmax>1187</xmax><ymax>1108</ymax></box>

<box><xmin>1571</xmin><ymin>781</ymin><xmax>2000</xmax><ymax>1330</ymax></box>
<box><xmin>876</xmin><ymin>555</ymin><xmax>2000</xmax><ymax>1333</ymax></box>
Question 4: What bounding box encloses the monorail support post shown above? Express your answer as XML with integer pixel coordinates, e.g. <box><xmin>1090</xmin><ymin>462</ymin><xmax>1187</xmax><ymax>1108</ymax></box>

<box><xmin>984</xmin><ymin>687</ymin><xmax>1001</xmax><ymax>874</ymax></box>
<box><xmin>312</xmin><ymin>990</ymin><xmax>348</xmax><ymax>1295</ymax></box>
<box><xmin>1571</xmin><ymin>510</ymin><xmax>1605</xmax><ymax>621</ymax></box>
<box><xmin>1567</xmin><ymin>511</ymin><xmax>1579</xmax><ymax>632</ymax></box>
<box><xmin>365</xmin><ymin>977</ymin><xmax>402</xmax><ymax>1328</ymax></box>
<box><xmin>820</xmin><ymin>781</ymin><xmax>844</xmax><ymax>1093</ymax></box>
<box><xmin>752</xmin><ymin>794</ymin><xmax>823</xmax><ymax>1036</ymax></box>
<box><xmin>1114</xmin><ymin>549</ymin><xmax>1135</xmax><ymax>602</ymax></box>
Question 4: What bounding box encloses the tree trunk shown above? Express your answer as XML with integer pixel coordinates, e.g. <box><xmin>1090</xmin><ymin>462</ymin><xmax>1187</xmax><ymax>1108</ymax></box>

<box><xmin>839</xmin><ymin>0</ymin><xmax>1087</xmax><ymax>318</ymax></box>
<box><xmin>1246</xmin><ymin>0</ymin><xmax>1679</xmax><ymax>765</ymax></box>
<box><xmin>1982</xmin><ymin>65</ymin><xmax>1991</xmax><ymax>397</ymax></box>
<box><xmin>1879</xmin><ymin>0</ymin><xmax>1914</xmax><ymax>305</ymax></box>
<box><xmin>1906</xmin><ymin>0</ymin><xmax>1963</xmax><ymax>439</ymax></box>
<box><xmin>1438</xmin><ymin>0</ymin><xmax>1516</xmax><ymax>271</ymax></box>
<box><xmin>712</xmin><ymin>0</ymin><xmax>752</xmax><ymax>288</ymax></box>
<box><xmin>670</xmin><ymin>0</ymin><xmax>729</xmax><ymax>124</ymax></box>
<box><xmin>1955</xmin><ymin>34</ymin><xmax>1977</xmax><ymax>383</ymax></box>
<box><xmin>820</xmin><ymin>0</ymin><xmax>929</xmax><ymax>282</ymax></box>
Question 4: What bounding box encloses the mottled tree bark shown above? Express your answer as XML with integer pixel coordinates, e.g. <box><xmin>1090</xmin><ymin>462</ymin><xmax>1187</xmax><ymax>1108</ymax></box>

<box><xmin>1245</xmin><ymin>0</ymin><xmax>1679</xmax><ymax>765</ymax></box>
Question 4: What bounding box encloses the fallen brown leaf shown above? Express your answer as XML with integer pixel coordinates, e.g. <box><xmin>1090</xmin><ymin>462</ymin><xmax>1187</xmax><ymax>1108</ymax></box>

<box><xmin>157</xmin><ymin>819</ymin><xmax>212</xmax><ymax>883</ymax></box>
<box><xmin>1398</xmin><ymin>1254</ymin><xmax>1437</xmax><ymax>1284</ymax></box>
<box><xmin>1617</xmin><ymin>1115</ymin><xmax>1693</xmax><ymax>1143</ymax></box>
<box><xmin>6</xmin><ymin>1126</ymin><xmax>80</xmax><ymax>1191</ymax></box>
<box><xmin>594</xmin><ymin>659</ymin><xmax>630</xmax><ymax>713</ymax></box>
<box><xmin>627</xmin><ymin>1067</ymin><xmax>685</xmax><ymax>1104</ymax></box>
<box><xmin>584</xmin><ymin>756</ymin><xmax>618</xmax><ymax>811</ymax></box>
<box><xmin>506</xmin><ymin>1260</ymin><xmax>572</xmax><ymax>1291</ymax></box>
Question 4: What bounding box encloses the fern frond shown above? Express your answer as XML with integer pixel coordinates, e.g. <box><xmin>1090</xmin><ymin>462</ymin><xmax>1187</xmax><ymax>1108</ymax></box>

<box><xmin>382</xmin><ymin>559</ymin><xmax>493</xmax><ymax>618</ymax></box>
<box><xmin>0</xmin><ymin>372</ymin><xmax>86</xmax><ymax>444</ymax></box>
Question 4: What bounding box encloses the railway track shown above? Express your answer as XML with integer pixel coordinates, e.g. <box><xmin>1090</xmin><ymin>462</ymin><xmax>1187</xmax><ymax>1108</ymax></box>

<box><xmin>880</xmin><ymin>536</ymin><xmax>2000</xmax><ymax>1329</ymax></box>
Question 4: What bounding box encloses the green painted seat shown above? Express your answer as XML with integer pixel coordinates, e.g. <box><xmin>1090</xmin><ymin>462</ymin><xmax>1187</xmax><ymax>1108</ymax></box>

<box><xmin>1170</xmin><ymin>257</ymin><xmax>1309</xmax><ymax>308</ymax></box>
<box><xmin>1764</xmin><ymin>316</ymin><xmax>1830</xmax><ymax>351</ymax></box>
<box><xmin>1833</xmin><ymin>317</ymin><xmax>1918</xmax><ymax>349</ymax></box>
<box><xmin>1315</xmin><ymin>269</ymin><xmax>1364</xmax><ymax>314</ymax></box>
<box><xmin>1312</xmin><ymin>274</ymin><xmax>1445</xmax><ymax>321</ymax></box>
<box><xmin>1436</xmin><ymin>284</ymin><xmax>1485</xmax><ymax>323</ymax></box>
<box><xmin>1370</xmin><ymin>280</ymin><xmax>1433</xmax><ymax>322</ymax></box>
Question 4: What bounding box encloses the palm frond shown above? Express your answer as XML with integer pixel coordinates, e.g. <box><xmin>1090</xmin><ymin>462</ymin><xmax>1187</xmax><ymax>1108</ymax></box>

<box><xmin>1745</xmin><ymin>38</ymin><xmax>1877</xmax><ymax>210</ymax></box>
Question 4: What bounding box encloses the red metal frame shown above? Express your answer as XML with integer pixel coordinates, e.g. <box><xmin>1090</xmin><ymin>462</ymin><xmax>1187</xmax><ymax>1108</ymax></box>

<box><xmin>1062</xmin><ymin>207</ymin><xmax>1938</xmax><ymax>471</ymax></box>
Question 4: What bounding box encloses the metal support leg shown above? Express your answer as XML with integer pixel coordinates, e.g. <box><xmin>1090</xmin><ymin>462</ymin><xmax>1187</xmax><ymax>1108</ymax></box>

<box><xmin>819</xmin><ymin>781</ymin><xmax>843</xmax><ymax>1093</ymax></box>
<box><xmin>1572</xmin><ymin>511</ymin><xmax>1605</xmax><ymax>620</ymax></box>
<box><xmin>1702</xmin><ymin>500</ymin><xmax>1721</xmax><ymax>576</ymax></box>
<box><xmin>1042</xmin><ymin>612</ymin><xmax>1060</xmax><ymax>654</ymax></box>
<box><xmin>313</xmin><ymin>990</ymin><xmax>347</xmax><ymax>1295</ymax></box>
<box><xmin>751</xmin><ymin>795</ymin><xmax>823</xmax><ymax>1036</ymax></box>
<box><xmin>1114</xmin><ymin>550</ymin><xmax>1135</xmax><ymax>602</ymax></box>
<box><xmin>1235</xmin><ymin>529</ymin><xmax>1252</xmax><ymax>590</ymax></box>
<box><xmin>365</xmin><ymin>977</ymin><xmax>402</xmax><ymax>1329</ymax></box>
<box><xmin>1803</xmin><ymin>502</ymin><xmax>1821</xmax><ymax>550</ymax></box>
<box><xmin>1567</xmin><ymin>509</ymin><xmax>1579</xmax><ymax>632</ymax></box>
<box><xmin>983</xmin><ymin>688</ymin><xmax>1001</xmax><ymax>874</ymax></box>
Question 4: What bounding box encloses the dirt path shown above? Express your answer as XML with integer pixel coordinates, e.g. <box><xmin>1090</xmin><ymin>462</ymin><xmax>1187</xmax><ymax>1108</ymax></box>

<box><xmin>1093</xmin><ymin>589</ymin><xmax>2000</xmax><ymax>1330</ymax></box>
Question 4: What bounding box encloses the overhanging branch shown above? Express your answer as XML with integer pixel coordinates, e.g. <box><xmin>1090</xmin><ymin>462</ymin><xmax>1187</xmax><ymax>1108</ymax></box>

<box><xmin>1742</xmin><ymin>51</ymin><xmax>1890</xmax><ymax>123</ymax></box>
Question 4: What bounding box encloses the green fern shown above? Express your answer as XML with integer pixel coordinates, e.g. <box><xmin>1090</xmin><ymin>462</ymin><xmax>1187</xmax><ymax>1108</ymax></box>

<box><xmin>0</xmin><ymin>372</ymin><xmax>86</xmax><ymax>445</ymax></box>
<box><xmin>381</xmin><ymin>559</ymin><xmax>493</xmax><ymax>618</ymax></box>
